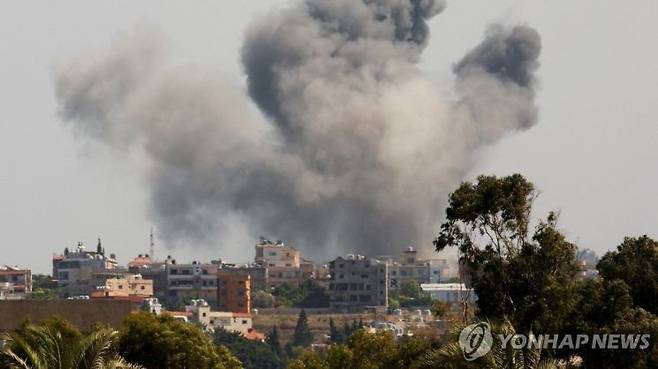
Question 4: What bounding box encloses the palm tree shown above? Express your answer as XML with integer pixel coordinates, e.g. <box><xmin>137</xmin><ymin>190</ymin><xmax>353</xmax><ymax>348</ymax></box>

<box><xmin>419</xmin><ymin>320</ymin><xmax>581</xmax><ymax>369</ymax></box>
<box><xmin>0</xmin><ymin>324</ymin><xmax>142</xmax><ymax>369</ymax></box>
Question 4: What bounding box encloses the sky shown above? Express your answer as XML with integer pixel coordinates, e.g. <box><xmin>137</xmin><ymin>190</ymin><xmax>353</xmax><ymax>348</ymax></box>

<box><xmin>0</xmin><ymin>1</ymin><xmax>656</xmax><ymax>274</ymax></box>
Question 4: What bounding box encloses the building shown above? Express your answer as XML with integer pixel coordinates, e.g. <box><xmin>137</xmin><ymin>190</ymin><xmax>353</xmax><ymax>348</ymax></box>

<box><xmin>420</xmin><ymin>283</ymin><xmax>476</xmax><ymax>303</ymax></box>
<box><xmin>165</xmin><ymin>259</ymin><xmax>220</xmax><ymax>306</ymax></box>
<box><xmin>382</xmin><ymin>247</ymin><xmax>448</xmax><ymax>291</ymax></box>
<box><xmin>185</xmin><ymin>299</ymin><xmax>263</xmax><ymax>339</ymax></box>
<box><xmin>328</xmin><ymin>255</ymin><xmax>388</xmax><ymax>309</ymax></box>
<box><xmin>255</xmin><ymin>238</ymin><xmax>303</xmax><ymax>288</ymax></box>
<box><xmin>222</xmin><ymin>264</ymin><xmax>268</xmax><ymax>292</ymax></box>
<box><xmin>217</xmin><ymin>271</ymin><xmax>251</xmax><ymax>313</ymax></box>
<box><xmin>128</xmin><ymin>254</ymin><xmax>169</xmax><ymax>298</ymax></box>
<box><xmin>90</xmin><ymin>274</ymin><xmax>154</xmax><ymax>299</ymax></box>
<box><xmin>52</xmin><ymin>242</ymin><xmax>124</xmax><ymax>297</ymax></box>
<box><xmin>0</xmin><ymin>265</ymin><xmax>32</xmax><ymax>298</ymax></box>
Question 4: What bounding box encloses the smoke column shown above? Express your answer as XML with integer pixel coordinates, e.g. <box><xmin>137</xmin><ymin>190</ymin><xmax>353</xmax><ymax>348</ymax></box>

<box><xmin>54</xmin><ymin>0</ymin><xmax>541</xmax><ymax>258</ymax></box>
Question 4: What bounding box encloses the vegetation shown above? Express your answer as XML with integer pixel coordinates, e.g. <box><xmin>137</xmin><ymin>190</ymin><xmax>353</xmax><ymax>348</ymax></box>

<box><xmin>434</xmin><ymin>174</ymin><xmax>658</xmax><ymax>368</ymax></box>
<box><xmin>288</xmin><ymin>330</ymin><xmax>434</xmax><ymax>369</ymax></box>
<box><xmin>269</xmin><ymin>281</ymin><xmax>329</xmax><ymax>308</ymax></box>
<box><xmin>28</xmin><ymin>274</ymin><xmax>57</xmax><ymax>300</ymax></box>
<box><xmin>389</xmin><ymin>280</ymin><xmax>433</xmax><ymax>308</ymax></box>
<box><xmin>291</xmin><ymin>310</ymin><xmax>314</xmax><ymax>347</ymax></box>
<box><xmin>213</xmin><ymin>329</ymin><xmax>283</xmax><ymax>369</ymax></box>
<box><xmin>0</xmin><ymin>317</ymin><xmax>141</xmax><ymax>369</ymax></box>
<box><xmin>5</xmin><ymin>173</ymin><xmax>658</xmax><ymax>368</ymax></box>
<box><xmin>118</xmin><ymin>312</ymin><xmax>241</xmax><ymax>369</ymax></box>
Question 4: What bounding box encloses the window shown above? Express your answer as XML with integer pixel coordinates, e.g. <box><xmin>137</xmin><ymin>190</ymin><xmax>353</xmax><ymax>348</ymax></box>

<box><xmin>242</xmin><ymin>320</ymin><xmax>248</xmax><ymax>325</ymax></box>
<box><xmin>140</xmin><ymin>286</ymin><xmax>145</xmax><ymax>290</ymax></box>
<box><xmin>202</xmin><ymin>312</ymin><xmax>207</xmax><ymax>317</ymax></box>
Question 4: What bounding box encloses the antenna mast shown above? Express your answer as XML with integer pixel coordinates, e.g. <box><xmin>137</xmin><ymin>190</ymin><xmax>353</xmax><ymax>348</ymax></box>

<box><xmin>149</xmin><ymin>227</ymin><xmax>155</xmax><ymax>260</ymax></box>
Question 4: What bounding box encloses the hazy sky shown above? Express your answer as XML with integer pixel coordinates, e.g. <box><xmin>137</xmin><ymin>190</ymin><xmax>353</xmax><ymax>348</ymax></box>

<box><xmin>1</xmin><ymin>1</ymin><xmax>656</xmax><ymax>273</ymax></box>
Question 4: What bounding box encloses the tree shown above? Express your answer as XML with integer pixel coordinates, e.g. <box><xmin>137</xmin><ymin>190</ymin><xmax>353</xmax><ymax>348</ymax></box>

<box><xmin>430</xmin><ymin>301</ymin><xmax>449</xmax><ymax>319</ymax></box>
<box><xmin>434</xmin><ymin>175</ymin><xmax>580</xmax><ymax>333</ymax></box>
<box><xmin>419</xmin><ymin>320</ymin><xmax>581</xmax><ymax>369</ymax></box>
<box><xmin>328</xmin><ymin>318</ymin><xmax>344</xmax><ymax>344</ymax></box>
<box><xmin>292</xmin><ymin>310</ymin><xmax>313</xmax><ymax>347</ymax></box>
<box><xmin>597</xmin><ymin>235</ymin><xmax>658</xmax><ymax>315</ymax></box>
<box><xmin>266</xmin><ymin>325</ymin><xmax>282</xmax><ymax>356</ymax></box>
<box><xmin>29</xmin><ymin>274</ymin><xmax>57</xmax><ymax>300</ymax></box>
<box><xmin>118</xmin><ymin>312</ymin><xmax>241</xmax><ymax>369</ymax></box>
<box><xmin>0</xmin><ymin>319</ymin><xmax>141</xmax><ymax>369</ymax></box>
<box><xmin>287</xmin><ymin>330</ymin><xmax>432</xmax><ymax>369</ymax></box>
<box><xmin>271</xmin><ymin>281</ymin><xmax>329</xmax><ymax>308</ymax></box>
<box><xmin>392</xmin><ymin>280</ymin><xmax>433</xmax><ymax>308</ymax></box>
<box><xmin>213</xmin><ymin>328</ymin><xmax>283</xmax><ymax>369</ymax></box>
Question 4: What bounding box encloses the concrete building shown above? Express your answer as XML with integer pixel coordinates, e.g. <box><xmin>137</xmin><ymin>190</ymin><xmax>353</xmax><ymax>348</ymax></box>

<box><xmin>0</xmin><ymin>265</ymin><xmax>32</xmax><ymax>298</ymax></box>
<box><xmin>328</xmin><ymin>255</ymin><xmax>388</xmax><ymax>309</ymax></box>
<box><xmin>52</xmin><ymin>242</ymin><xmax>124</xmax><ymax>297</ymax></box>
<box><xmin>128</xmin><ymin>254</ymin><xmax>169</xmax><ymax>298</ymax></box>
<box><xmin>90</xmin><ymin>274</ymin><xmax>154</xmax><ymax>299</ymax></box>
<box><xmin>166</xmin><ymin>259</ymin><xmax>220</xmax><ymax>305</ymax></box>
<box><xmin>254</xmin><ymin>237</ymin><xmax>320</xmax><ymax>288</ymax></box>
<box><xmin>217</xmin><ymin>271</ymin><xmax>251</xmax><ymax>313</ymax></box>
<box><xmin>382</xmin><ymin>247</ymin><xmax>448</xmax><ymax>291</ymax></box>
<box><xmin>223</xmin><ymin>264</ymin><xmax>268</xmax><ymax>292</ymax></box>
<box><xmin>185</xmin><ymin>299</ymin><xmax>263</xmax><ymax>339</ymax></box>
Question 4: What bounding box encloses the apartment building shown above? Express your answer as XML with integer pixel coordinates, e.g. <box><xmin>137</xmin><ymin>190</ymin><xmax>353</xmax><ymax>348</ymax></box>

<box><xmin>217</xmin><ymin>271</ymin><xmax>251</xmax><ymax>313</ymax></box>
<box><xmin>328</xmin><ymin>255</ymin><xmax>388</xmax><ymax>309</ymax></box>
<box><xmin>255</xmin><ymin>237</ymin><xmax>312</xmax><ymax>288</ymax></box>
<box><xmin>166</xmin><ymin>259</ymin><xmax>220</xmax><ymax>305</ymax></box>
<box><xmin>90</xmin><ymin>274</ymin><xmax>154</xmax><ymax>299</ymax></box>
<box><xmin>185</xmin><ymin>299</ymin><xmax>264</xmax><ymax>340</ymax></box>
<box><xmin>383</xmin><ymin>247</ymin><xmax>448</xmax><ymax>291</ymax></box>
<box><xmin>128</xmin><ymin>254</ymin><xmax>169</xmax><ymax>297</ymax></box>
<box><xmin>52</xmin><ymin>242</ymin><xmax>124</xmax><ymax>297</ymax></box>
<box><xmin>0</xmin><ymin>265</ymin><xmax>32</xmax><ymax>298</ymax></box>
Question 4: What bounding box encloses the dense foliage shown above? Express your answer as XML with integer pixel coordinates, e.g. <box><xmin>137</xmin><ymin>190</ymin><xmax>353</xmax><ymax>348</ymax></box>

<box><xmin>118</xmin><ymin>312</ymin><xmax>241</xmax><ymax>369</ymax></box>
<box><xmin>213</xmin><ymin>329</ymin><xmax>283</xmax><ymax>369</ymax></box>
<box><xmin>0</xmin><ymin>318</ymin><xmax>141</xmax><ymax>369</ymax></box>
<box><xmin>269</xmin><ymin>281</ymin><xmax>330</xmax><ymax>308</ymax></box>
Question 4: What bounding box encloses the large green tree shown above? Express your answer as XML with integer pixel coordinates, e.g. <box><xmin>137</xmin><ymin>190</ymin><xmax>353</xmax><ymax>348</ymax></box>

<box><xmin>597</xmin><ymin>235</ymin><xmax>658</xmax><ymax>315</ymax></box>
<box><xmin>434</xmin><ymin>174</ymin><xmax>579</xmax><ymax>333</ymax></box>
<box><xmin>213</xmin><ymin>329</ymin><xmax>283</xmax><ymax>369</ymax></box>
<box><xmin>118</xmin><ymin>312</ymin><xmax>241</xmax><ymax>369</ymax></box>
<box><xmin>291</xmin><ymin>310</ymin><xmax>314</xmax><ymax>347</ymax></box>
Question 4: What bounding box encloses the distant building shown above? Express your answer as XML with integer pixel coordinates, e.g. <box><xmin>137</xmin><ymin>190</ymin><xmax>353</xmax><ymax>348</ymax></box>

<box><xmin>381</xmin><ymin>247</ymin><xmax>448</xmax><ymax>291</ymax></box>
<box><xmin>217</xmin><ymin>271</ymin><xmax>251</xmax><ymax>313</ymax></box>
<box><xmin>328</xmin><ymin>255</ymin><xmax>388</xmax><ymax>309</ymax></box>
<box><xmin>165</xmin><ymin>259</ymin><xmax>220</xmax><ymax>306</ymax></box>
<box><xmin>90</xmin><ymin>274</ymin><xmax>154</xmax><ymax>300</ymax></box>
<box><xmin>0</xmin><ymin>265</ymin><xmax>32</xmax><ymax>299</ymax></box>
<box><xmin>52</xmin><ymin>242</ymin><xmax>124</xmax><ymax>297</ymax></box>
<box><xmin>420</xmin><ymin>283</ymin><xmax>476</xmax><ymax>303</ymax></box>
<box><xmin>255</xmin><ymin>238</ymin><xmax>305</xmax><ymax>288</ymax></box>
<box><xmin>185</xmin><ymin>299</ymin><xmax>264</xmax><ymax>340</ymax></box>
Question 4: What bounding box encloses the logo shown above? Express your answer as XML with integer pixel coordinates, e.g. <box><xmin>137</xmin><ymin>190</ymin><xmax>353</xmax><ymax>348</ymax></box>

<box><xmin>459</xmin><ymin>322</ymin><xmax>493</xmax><ymax>361</ymax></box>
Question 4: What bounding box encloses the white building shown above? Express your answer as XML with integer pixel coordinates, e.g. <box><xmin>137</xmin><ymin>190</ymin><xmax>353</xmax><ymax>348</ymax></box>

<box><xmin>420</xmin><ymin>283</ymin><xmax>477</xmax><ymax>303</ymax></box>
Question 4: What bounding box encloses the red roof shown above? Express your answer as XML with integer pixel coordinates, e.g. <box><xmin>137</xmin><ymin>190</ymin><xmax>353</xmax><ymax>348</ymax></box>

<box><xmin>244</xmin><ymin>328</ymin><xmax>266</xmax><ymax>341</ymax></box>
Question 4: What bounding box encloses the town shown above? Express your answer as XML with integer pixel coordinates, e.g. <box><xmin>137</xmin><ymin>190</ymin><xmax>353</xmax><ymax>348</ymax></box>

<box><xmin>0</xmin><ymin>235</ymin><xmax>601</xmax><ymax>344</ymax></box>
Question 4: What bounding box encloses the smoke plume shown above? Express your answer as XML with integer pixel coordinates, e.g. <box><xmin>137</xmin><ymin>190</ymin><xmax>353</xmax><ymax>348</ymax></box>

<box><xmin>54</xmin><ymin>0</ymin><xmax>541</xmax><ymax>258</ymax></box>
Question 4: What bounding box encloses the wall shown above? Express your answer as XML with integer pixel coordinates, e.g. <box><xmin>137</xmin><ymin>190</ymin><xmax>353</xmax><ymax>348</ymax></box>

<box><xmin>0</xmin><ymin>300</ymin><xmax>135</xmax><ymax>333</ymax></box>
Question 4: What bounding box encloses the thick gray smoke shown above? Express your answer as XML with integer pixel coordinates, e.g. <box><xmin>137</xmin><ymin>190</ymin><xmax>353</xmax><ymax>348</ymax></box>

<box><xmin>54</xmin><ymin>0</ymin><xmax>541</xmax><ymax>259</ymax></box>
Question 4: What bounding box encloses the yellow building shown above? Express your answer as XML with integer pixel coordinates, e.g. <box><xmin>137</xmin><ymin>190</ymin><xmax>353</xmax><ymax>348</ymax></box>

<box><xmin>91</xmin><ymin>274</ymin><xmax>153</xmax><ymax>298</ymax></box>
